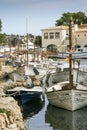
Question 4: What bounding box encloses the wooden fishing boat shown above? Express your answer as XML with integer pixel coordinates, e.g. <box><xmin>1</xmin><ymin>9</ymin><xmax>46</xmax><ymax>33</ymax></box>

<box><xmin>5</xmin><ymin>86</ymin><xmax>45</xmax><ymax>104</ymax></box>
<box><xmin>45</xmin><ymin>18</ymin><xmax>87</xmax><ymax>111</ymax></box>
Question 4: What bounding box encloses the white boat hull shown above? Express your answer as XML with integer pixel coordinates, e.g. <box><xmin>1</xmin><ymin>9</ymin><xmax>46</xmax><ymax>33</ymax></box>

<box><xmin>46</xmin><ymin>89</ymin><xmax>87</xmax><ymax>111</ymax></box>
<box><xmin>58</xmin><ymin>51</ymin><xmax>87</xmax><ymax>58</ymax></box>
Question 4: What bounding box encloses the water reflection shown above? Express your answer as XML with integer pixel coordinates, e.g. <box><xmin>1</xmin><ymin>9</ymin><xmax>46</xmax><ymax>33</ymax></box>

<box><xmin>20</xmin><ymin>98</ymin><xmax>45</xmax><ymax>119</ymax></box>
<box><xmin>45</xmin><ymin>104</ymin><xmax>87</xmax><ymax>130</ymax></box>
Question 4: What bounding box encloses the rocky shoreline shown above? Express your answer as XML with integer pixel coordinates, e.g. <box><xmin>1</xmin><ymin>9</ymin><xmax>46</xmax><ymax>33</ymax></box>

<box><xmin>0</xmin><ymin>65</ymin><xmax>26</xmax><ymax>130</ymax></box>
<box><xmin>0</xmin><ymin>97</ymin><xmax>26</xmax><ymax>130</ymax></box>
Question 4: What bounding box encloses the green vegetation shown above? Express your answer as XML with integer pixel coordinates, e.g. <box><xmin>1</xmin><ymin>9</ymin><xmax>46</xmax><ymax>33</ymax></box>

<box><xmin>0</xmin><ymin>19</ymin><xmax>7</xmax><ymax>45</ymax></box>
<box><xmin>55</xmin><ymin>11</ymin><xmax>87</xmax><ymax>26</ymax></box>
<box><xmin>0</xmin><ymin>108</ymin><xmax>11</xmax><ymax>117</ymax></box>
<box><xmin>0</xmin><ymin>33</ymin><xmax>6</xmax><ymax>44</ymax></box>
<box><xmin>0</xmin><ymin>19</ymin><xmax>2</xmax><ymax>32</ymax></box>
<box><xmin>35</xmin><ymin>35</ymin><xmax>42</xmax><ymax>47</ymax></box>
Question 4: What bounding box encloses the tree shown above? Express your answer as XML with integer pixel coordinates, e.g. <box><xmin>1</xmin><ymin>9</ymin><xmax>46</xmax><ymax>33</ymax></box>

<box><xmin>0</xmin><ymin>19</ymin><xmax>2</xmax><ymax>32</ymax></box>
<box><xmin>0</xmin><ymin>19</ymin><xmax>7</xmax><ymax>45</ymax></box>
<box><xmin>0</xmin><ymin>33</ymin><xmax>6</xmax><ymax>44</ymax></box>
<box><xmin>55</xmin><ymin>11</ymin><xmax>87</xmax><ymax>26</ymax></box>
<box><xmin>35</xmin><ymin>35</ymin><xmax>42</xmax><ymax>47</ymax></box>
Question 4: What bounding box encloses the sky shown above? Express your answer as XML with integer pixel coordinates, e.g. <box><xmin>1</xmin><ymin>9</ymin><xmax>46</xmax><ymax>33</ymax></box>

<box><xmin>0</xmin><ymin>0</ymin><xmax>87</xmax><ymax>36</ymax></box>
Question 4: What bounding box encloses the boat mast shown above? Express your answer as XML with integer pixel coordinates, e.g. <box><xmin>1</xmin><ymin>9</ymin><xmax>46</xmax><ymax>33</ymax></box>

<box><xmin>33</xmin><ymin>36</ymin><xmax>36</xmax><ymax>62</ymax></box>
<box><xmin>26</xmin><ymin>33</ymin><xmax>28</xmax><ymax>66</ymax></box>
<box><xmin>26</xmin><ymin>18</ymin><xmax>28</xmax><ymax>66</ymax></box>
<box><xmin>69</xmin><ymin>17</ymin><xmax>73</xmax><ymax>89</ymax></box>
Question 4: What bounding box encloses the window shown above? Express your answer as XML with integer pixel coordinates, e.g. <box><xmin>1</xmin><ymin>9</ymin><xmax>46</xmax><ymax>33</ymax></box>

<box><xmin>49</xmin><ymin>32</ymin><xmax>54</xmax><ymax>39</ymax></box>
<box><xmin>55</xmin><ymin>32</ymin><xmax>60</xmax><ymax>39</ymax></box>
<box><xmin>44</xmin><ymin>33</ymin><xmax>48</xmax><ymax>39</ymax></box>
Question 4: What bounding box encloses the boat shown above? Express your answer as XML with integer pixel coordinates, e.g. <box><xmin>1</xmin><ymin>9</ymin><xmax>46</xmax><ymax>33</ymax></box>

<box><xmin>44</xmin><ymin>59</ymin><xmax>87</xmax><ymax>86</ymax></box>
<box><xmin>43</xmin><ymin>60</ymin><xmax>70</xmax><ymax>86</ymax></box>
<box><xmin>45</xmin><ymin>80</ymin><xmax>87</xmax><ymax>111</ymax></box>
<box><xmin>28</xmin><ymin>61</ymin><xmax>48</xmax><ymax>78</ymax></box>
<box><xmin>58</xmin><ymin>47</ymin><xmax>87</xmax><ymax>59</ymax></box>
<box><xmin>5</xmin><ymin>86</ymin><xmax>45</xmax><ymax>104</ymax></box>
<box><xmin>5</xmin><ymin>69</ymin><xmax>45</xmax><ymax>104</ymax></box>
<box><xmin>45</xmin><ymin>18</ymin><xmax>87</xmax><ymax>111</ymax></box>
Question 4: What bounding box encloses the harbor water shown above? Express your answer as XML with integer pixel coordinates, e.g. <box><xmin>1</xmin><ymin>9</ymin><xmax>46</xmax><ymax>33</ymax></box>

<box><xmin>22</xmin><ymin>59</ymin><xmax>87</xmax><ymax>130</ymax></box>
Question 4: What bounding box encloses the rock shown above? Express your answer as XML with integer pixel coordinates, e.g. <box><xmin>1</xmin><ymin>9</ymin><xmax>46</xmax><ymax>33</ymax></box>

<box><xmin>0</xmin><ymin>97</ymin><xmax>26</xmax><ymax>130</ymax></box>
<box><xmin>0</xmin><ymin>113</ymin><xmax>9</xmax><ymax>129</ymax></box>
<box><xmin>8</xmin><ymin>123</ymin><xmax>18</xmax><ymax>130</ymax></box>
<box><xmin>0</xmin><ymin>65</ymin><xmax>26</xmax><ymax>130</ymax></box>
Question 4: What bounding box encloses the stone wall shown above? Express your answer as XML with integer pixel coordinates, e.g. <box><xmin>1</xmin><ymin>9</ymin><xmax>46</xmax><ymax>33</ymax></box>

<box><xmin>0</xmin><ymin>97</ymin><xmax>26</xmax><ymax>130</ymax></box>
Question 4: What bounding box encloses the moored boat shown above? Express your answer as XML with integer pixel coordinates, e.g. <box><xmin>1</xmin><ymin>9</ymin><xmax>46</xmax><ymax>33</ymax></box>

<box><xmin>45</xmin><ymin>18</ymin><xmax>87</xmax><ymax>111</ymax></box>
<box><xmin>58</xmin><ymin>47</ymin><xmax>87</xmax><ymax>59</ymax></box>
<box><xmin>45</xmin><ymin>81</ymin><xmax>87</xmax><ymax>111</ymax></box>
<box><xmin>5</xmin><ymin>86</ymin><xmax>45</xmax><ymax>104</ymax></box>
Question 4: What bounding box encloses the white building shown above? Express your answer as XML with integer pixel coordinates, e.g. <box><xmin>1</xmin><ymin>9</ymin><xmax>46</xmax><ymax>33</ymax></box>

<box><xmin>41</xmin><ymin>24</ymin><xmax>87</xmax><ymax>52</ymax></box>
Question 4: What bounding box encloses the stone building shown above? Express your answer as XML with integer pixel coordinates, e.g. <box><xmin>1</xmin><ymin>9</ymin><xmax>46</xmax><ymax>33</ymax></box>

<box><xmin>41</xmin><ymin>24</ymin><xmax>87</xmax><ymax>52</ymax></box>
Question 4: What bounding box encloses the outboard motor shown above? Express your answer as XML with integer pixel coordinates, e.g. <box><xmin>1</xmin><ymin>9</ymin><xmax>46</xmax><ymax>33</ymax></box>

<box><xmin>25</xmin><ymin>75</ymin><xmax>33</xmax><ymax>88</ymax></box>
<box><xmin>33</xmin><ymin>67</ymin><xmax>39</xmax><ymax>75</ymax></box>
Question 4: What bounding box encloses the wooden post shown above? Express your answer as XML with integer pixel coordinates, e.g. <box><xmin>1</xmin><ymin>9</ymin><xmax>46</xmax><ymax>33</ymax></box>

<box><xmin>26</xmin><ymin>33</ymin><xmax>28</xmax><ymax>66</ymax></box>
<box><xmin>34</xmin><ymin>36</ymin><xmax>36</xmax><ymax>62</ymax></box>
<box><xmin>69</xmin><ymin>17</ymin><xmax>73</xmax><ymax>89</ymax></box>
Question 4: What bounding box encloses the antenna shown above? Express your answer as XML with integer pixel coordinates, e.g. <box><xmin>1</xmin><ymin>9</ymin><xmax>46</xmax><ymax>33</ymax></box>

<box><xmin>26</xmin><ymin>17</ymin><xmax>28</xmax><ymax>35</ymax></box>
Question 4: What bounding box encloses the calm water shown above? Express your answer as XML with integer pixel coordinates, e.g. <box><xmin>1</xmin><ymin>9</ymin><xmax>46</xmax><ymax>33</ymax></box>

<box><xmin>23</xmin><ymin>96</ymin><xmax>87</xmax><ymax>130</ymax></box>
<box><xmin>23</xmin><ymin>59</ymin><xmax>87</xmax><ymax>130</ymax></box>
